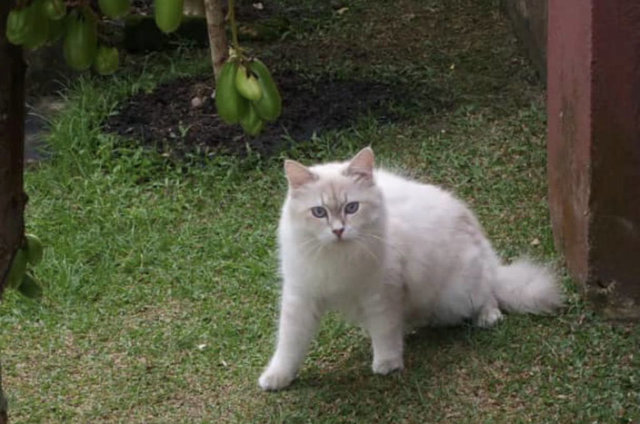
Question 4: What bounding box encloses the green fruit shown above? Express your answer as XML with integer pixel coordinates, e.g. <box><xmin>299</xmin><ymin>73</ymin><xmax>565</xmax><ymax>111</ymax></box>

<box><xmin>47</xmin><ymin>16</ymin><xmax>66</xmax><ymax>43</ymax></box>
<box><xmin>43</xmin><ymin>0</ymin><xmax>66</xmax><ymax>20</ymax></box>
<box><xmin>154</xmin><ymin>0</ymin><xmax>184</xmax><ymax>33</ymax></box>
<box><xmin>6</xmin><ymin>7</ymin><xmax>32</xmax><ymax>45</ymax></box>
<box><xmin>6</xmin><ymin>3</ymin><xmax>49</xmax><ymax>49</ymax></box>
<box><xmin>98</xmin><ymin>0</ymin><xmax>130</xmax><ymax>19</ymax></box>
<box><xmin>63</xmin><ymin>11</ymin><xmax>98</xmax><ymax>71</ymax></box>
<box><xmin>22</xmin><ymin>0</ymin><xmax>49</xmax><ymax>50</ymax></box>
<box><xmin>234</xmin><ymin>65</ymin><xmax>262</xmax><ymax>101</ymax></box>
<box><xmin>18</xmin><ymin>273</ymin><xmax>43</xmax><ymax>299</ymax></box>
<box><xmin>25</xmin><ymin>234</ymin><xmax>44</xmax><ymax>266</ymax></box>
<box><xmin>248</xmin><ymin>59</ymin><xmax>282</xmax><ymax>122</ymax></box>
<box><xmin>93</xmin><ymin>45</ymin><xmax>119</xmax><ymax>75</ymax></box>
<box><xmin>6</xmin><ymin>249</ymin><xmax>28</xmax><ymax>290</ymax></box>
<box><xmin>215</xmin><ymin>61</ymin><xmax>249</xmax><ymax>124</ymax></box>
<box><xmin>240</xmin><ymin>104</ymin><xmax>264</xmax><ymax>136</ymax></box>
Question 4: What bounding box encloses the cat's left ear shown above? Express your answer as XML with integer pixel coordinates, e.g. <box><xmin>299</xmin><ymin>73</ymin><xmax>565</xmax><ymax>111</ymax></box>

<box><xmin>345</xmin><ymin>147</ymin><xmax>375</xmax><ymax>182</ymax></box>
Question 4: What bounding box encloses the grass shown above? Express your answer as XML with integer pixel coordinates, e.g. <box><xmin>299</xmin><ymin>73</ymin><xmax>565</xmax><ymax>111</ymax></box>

<box><xmin>2</xmin><ymin>0</ymin><xmax>639</xmax><ymax>422</ymax></box>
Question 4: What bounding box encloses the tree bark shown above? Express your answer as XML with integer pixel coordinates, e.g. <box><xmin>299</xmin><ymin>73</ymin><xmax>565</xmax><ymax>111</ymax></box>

<box><xmin>1</xmin><ymin>0</ymin><xmax>28</xmax><ymax>421</ymax></box>
<box><xmin>203</xmin><ymin>0</ymin><xmax>228</xmax><ymax>79</ymax></box>
<box><xmin>1</xmin><ymin>0</ymin><xmax>27</xmax><ymax>295</ymax></box>
<box><xmin>0</xmin><ymin>363</ymin><xmax>6</xmax><ymax>424</ymax></box>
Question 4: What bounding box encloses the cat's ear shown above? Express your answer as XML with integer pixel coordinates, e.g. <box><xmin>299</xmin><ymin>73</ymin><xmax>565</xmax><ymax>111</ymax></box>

<box><xmin>284</xmin><ymin>159</ymin><xmax>317</xmax><ymax>189</ymax></box>
<box><xmin>345</xmin><ymin>147</ymin><xmax>375</xmax><ymax>182</ymax></box>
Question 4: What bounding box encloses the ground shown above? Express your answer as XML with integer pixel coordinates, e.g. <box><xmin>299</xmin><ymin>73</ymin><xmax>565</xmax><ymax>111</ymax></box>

<box><xmin>102</xmin><ymin>0</ymin><xmax>449</xmax><ymax>157</ymax></box>
<box><xmin>102</xmin><ymin>71</ymin><xmax>438</xmax><ymax>157</ymax></box>
<box><xmin>2</xmin><ymin>0</ymin><xmax>640</xmax><ymax>422</ymax></box>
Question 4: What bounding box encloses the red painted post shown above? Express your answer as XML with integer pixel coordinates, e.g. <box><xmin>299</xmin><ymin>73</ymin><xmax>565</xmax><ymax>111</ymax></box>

<box><xmin>548</xmin><ymin>0</ymin><xmax>640</xmax><ymax>319</ymax></box>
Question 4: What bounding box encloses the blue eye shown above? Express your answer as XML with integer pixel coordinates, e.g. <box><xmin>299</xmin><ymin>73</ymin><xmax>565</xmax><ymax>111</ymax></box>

<box><xmin>344</xmin><ymin>202</ymin><xmax>359</xmax><ymax>214</ymax></box>
<box><xmin>311</xmin><ymin>206</ymin><xmax>327</xmax><ymax>218</ymax></box>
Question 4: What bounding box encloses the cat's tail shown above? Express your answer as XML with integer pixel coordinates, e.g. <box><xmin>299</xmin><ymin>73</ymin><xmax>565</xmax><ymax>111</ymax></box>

<box><xmin>493</xmin><ymin>258</ymin><xmax>564</xmax><ymax>314</ymax></box>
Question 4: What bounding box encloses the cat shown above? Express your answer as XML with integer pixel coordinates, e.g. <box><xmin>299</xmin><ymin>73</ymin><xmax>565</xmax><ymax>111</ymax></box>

<box><xmin>258</xmin><ymin>147</ymin><xmax>564</xmax><ymax>391</ymax></box>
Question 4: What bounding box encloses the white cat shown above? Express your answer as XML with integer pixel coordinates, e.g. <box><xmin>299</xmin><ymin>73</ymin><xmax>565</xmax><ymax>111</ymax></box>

<box><xmin>259</xmin><ymin>147</ymin><xmax>564</xmax><ymax>391</ymax></box>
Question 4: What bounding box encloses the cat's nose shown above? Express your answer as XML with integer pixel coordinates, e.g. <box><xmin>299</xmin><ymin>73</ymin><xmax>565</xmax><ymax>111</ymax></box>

<box><xmin>332</xmin><ymin>228</ymin><xmax>344</xmax><ymax>238</ymax></box>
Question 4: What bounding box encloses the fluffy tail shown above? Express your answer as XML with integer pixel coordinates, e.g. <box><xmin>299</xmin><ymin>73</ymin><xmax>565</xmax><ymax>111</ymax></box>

<box><xmin>494</xmin><ymin>259</ymin><xmax>565</xmax><ymax>314</ymax></box>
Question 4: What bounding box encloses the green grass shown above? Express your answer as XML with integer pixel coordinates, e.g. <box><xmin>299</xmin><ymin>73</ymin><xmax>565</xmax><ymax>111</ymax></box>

<box><xmin>2</xmin><ymin>0</ymin><xmax>639</xmax><ymax>422</ymax></box>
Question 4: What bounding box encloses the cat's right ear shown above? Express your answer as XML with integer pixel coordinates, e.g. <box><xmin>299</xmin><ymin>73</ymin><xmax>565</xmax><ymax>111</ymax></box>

<box><xmin>284</xmin><ymin>160</ymin><xmax>317</xmax><ymax>189</ymax></box>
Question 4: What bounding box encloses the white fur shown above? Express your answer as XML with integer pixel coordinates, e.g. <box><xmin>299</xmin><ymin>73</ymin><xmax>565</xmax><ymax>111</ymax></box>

<box><xmin>258</xmin><ymin>148</ymin><xmax>564</xmax><ymax>391</ymax></box>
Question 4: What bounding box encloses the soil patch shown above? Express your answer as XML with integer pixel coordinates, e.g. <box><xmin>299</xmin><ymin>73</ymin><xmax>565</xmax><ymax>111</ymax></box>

<box><xmin>103</xmin><ymin>71</ymin><xmax>446</xmax><ymax>157</ymax></box>
<box><xmin>123</xmin><ymin>1</ymin><xmax>327</xmax><ymax>52</ymax></box>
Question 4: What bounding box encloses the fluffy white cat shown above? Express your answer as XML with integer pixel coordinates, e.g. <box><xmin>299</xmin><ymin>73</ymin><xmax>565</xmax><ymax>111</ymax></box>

<box><xmin>259</xmin><ymin>147</ymin><xmax>564</xmax><ymax>391</ymax></box>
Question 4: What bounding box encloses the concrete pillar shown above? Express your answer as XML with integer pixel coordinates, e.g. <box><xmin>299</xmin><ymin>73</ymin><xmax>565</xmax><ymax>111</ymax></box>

<box><xmin>548</xmin><ymin>0</ymin><xmax>640</xmax><ymax>319</ymax></box>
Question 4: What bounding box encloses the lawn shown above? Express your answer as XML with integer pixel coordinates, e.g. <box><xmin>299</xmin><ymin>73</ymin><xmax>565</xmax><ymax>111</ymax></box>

<box><xmin>1</xmin><ymin>0</ymin><xmax>639</xmax><ymax>422</ymax></box>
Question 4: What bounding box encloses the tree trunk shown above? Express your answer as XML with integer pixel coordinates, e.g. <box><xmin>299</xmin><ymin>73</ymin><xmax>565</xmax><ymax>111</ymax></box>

<box><xmin>203</xmin><ymin>0</ymin><xmax>228</xmax><ymax>78</ymax></box>
<box><xmin>1</xmin><ymin>0</ymin><xmax>27</xmax><ymax>294</ymax></box>
<box><xmin>1</xmin><ymin>0</ymin><xmax>28</xmax><ymax>422</ymax></box>
<box><xmin>0</xmin><ymin>363</ymin><xmax>6</xmax><ymax>424</ymax></box>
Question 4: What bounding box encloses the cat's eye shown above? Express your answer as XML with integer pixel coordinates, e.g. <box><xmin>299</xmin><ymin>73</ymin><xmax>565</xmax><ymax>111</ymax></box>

<box><xmin>344</xmin><ymin>202</ymin><xmax>359</xmax><ymax>214</ymax></box>
<box><xmin>311</xmin><ymin>206</ymin><xmax>327</xmax><ymax>218</ymax></box>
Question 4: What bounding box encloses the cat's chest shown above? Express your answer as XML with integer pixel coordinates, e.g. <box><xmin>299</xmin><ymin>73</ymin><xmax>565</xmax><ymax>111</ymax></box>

<box><xmin>284</xmin><ymin>245</ymin><xmax>383</xmax><ymax>297</ymax></box>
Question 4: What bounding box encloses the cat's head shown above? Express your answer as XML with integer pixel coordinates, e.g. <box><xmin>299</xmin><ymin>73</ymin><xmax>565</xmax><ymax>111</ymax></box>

<box><xmin>282</xmin><ymin>147</ymin><xmax>385</xmax><ymax>245</ymax></box>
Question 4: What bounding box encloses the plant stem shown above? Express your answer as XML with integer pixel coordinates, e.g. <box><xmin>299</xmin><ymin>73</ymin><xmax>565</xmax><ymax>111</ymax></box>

<box><xmin>227</xmin><ymin>0</ymin><xmax>239</xmax><ymax>51</ymax></box>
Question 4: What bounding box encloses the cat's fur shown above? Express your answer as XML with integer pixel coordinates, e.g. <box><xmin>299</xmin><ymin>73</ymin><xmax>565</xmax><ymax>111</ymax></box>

<box><xmin>259</xmin><ymin>147</ymin><xmax>564</xmax><ymax>391</ymax></box>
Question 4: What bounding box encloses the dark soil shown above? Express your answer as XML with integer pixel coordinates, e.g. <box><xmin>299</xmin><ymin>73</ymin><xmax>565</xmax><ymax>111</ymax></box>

<box><xmin>102</xmin><ymin>0</ymin><xmax>452</xmax><ymax>158</ymax></box>
<box><xmin>123</xmin><ymin>1</ymin><xmax>325</xmax><ymax>52</ymax></box>
<box><xmin>103</xmin><ymin>71</ymin><xmax>446</xmax><ymax>157</ymax></box>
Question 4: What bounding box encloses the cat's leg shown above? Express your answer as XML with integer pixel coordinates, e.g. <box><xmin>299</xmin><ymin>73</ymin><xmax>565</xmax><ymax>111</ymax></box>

<box><xmin>362</xmin><ymin>292</ymin><xmax>405</xmax><ymax>375</ymax></box>
<box><xmin>471</xmin><ymin>256</ymin><xmax>504</xmax><ymax>328</ymax></box>
<box><xmin>474</xmin><ymin>298</ymin><xmax>503</xmax><ymax>328</ymax></box>
<box><xmin>259</xmin><ymin>294</ymin><xmax>323</xmax><ymax>391</ymax></box>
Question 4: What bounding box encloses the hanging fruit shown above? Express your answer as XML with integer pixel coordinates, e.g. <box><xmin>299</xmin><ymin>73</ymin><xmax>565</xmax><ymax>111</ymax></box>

<box><xmin>235</xmin><ymin>65</ymin><xmax>263</xmax><ymax>101</ymax></box>
<box><xmin>6</xmin><ymin>1</ymin><xmax>50</xmax><ymax>50</ymax></box>
<box><xmin>98</xmin><ymin>0</ymin><xmax>130</xmax><ymax>19</ymax></box>
<box><xmin>17</xmin><ymin>272</ymin><xmax>44</xmax><ymax>299</ymax></box>
<box><xmin>6</xmin><ymin>249</ymin><xmax>28</xmax><ymax>290</ymax></box>
<box><xmin>240</xmin><ymin>104</ymin><xmax>265</xmax><ymax>136</ymax></box>
<box><xmin>22</xmin><ymin>0</ymin><xmax>50</xmax><ymax>50</ymax></box>
<box><xmin>212</xmin><ymin>0</ymin><xmax>283</xmax><ymax>136</ymax></box>
<box><xmin>4</xmin><ymin>234</ymin><xmax>46</xmax><ymax>299</ymax></box>
<box><xmin>215</xmin><ymin>61</ymin><xmax>250</xmax><ymax>125</ymax></box>
<box><xmin>63</xmin><ymin>9</ymin><xmax>98</xmax><ymax>71</ymax></box>
<box><xmin>6</xmin><ymin>7</ymin><xmax>31</xmax><ymax>46</ymax></box>
<box><xmin>93</xmin><ymin>45</ymin><xmax>120</xmax><ymax>75</ymax></box>
<box><xmin>25</xmin><ymin>234</ymin><xmax>44</xmax><ymax>266</ymax></box>
<box><xmin>42</xmin><ymin>0</ymin><xmax>66</xmax><ymax>20</ymax></box>
<box><xmin>154</xmin><ymin>0</ymin><xmax>184</xmax><ymax>34</ymax></box>
<box><xmin>247</xmin><ymin>59</ymin><xmax>282</xmax><ymax>122</ymax></box>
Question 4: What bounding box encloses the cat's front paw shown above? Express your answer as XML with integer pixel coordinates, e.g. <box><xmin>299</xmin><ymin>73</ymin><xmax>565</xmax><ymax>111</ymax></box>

<box><xmin>258</xmin><ymin>367</ymin><xmax>296</xmax><ymax>391</ymax></box>
<box><xmin>372</xmin><ymin>357</ymin><xmax>404</xmax><ymax>375</ymax></box>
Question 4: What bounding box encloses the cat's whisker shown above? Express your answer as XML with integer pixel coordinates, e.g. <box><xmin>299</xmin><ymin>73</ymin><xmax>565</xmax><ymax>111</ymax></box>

<box><xmin>298</xmin><ymin>238</ymin><xmax>319</xmax><ymax>252</ymax></box>
<box><xmin>352</xmin><ymin>237</ymin><xmax>381</xmax><ymax>262</ymax></box>
<box><xmin>297</xmin><ymin>236</ymin><xmax>329</xmax><ymax>257</ymax></box>
<box><xmin>360</xmin><ymin>232</ymin><xmax>401</xmax><ymax>254</ymax></box>
<box><xmin>305</xmin><ymin>239</ymin><xmax>328</xmax><ymax>261</ymax></box>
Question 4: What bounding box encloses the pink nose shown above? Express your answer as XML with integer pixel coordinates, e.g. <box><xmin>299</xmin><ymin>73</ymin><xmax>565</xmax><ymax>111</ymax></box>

<box><xmin>332</xmin><ymin>228</ymin><xmax>344</xmax><ymax>238</ymax></box>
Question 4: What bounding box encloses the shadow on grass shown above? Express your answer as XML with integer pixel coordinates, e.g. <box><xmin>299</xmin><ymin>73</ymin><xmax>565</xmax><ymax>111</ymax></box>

<box><xmin>252</xmin><ymin>324</ymin><xmax>493</xmax><ymax>422</ymax></box>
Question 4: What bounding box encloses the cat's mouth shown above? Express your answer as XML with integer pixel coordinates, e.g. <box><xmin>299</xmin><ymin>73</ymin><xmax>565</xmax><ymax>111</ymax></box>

<box><xmin>331</xmin><ymin>234</ymin><xmax>354</xmax><ymax>243</ymax></box>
